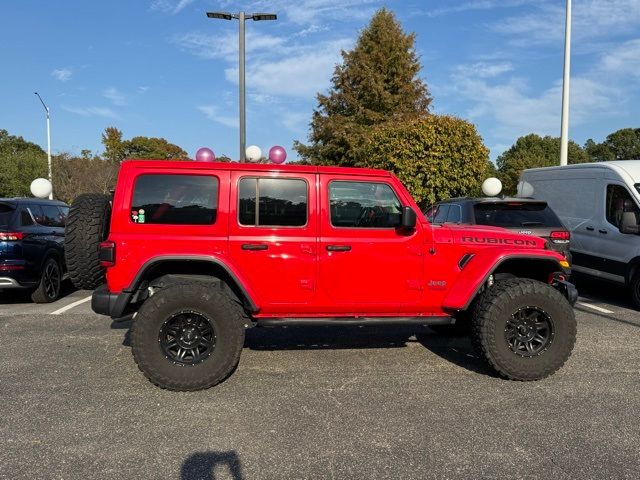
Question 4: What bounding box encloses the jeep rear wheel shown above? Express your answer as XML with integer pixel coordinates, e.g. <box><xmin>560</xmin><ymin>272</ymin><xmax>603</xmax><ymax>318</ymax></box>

<box><xmin>65</xmin><ymin>193</ymin><xmax>111</xmax><ymax>289</ymax></box>
<box><xmin>131</xmin><ymin>281</ymin><xmax>245</xmax><ymax>391</ymax></box>
<box><xmin>471</xmin><ymin>278</ymin><xmax>576</xmax><ymax>381</ymax></box>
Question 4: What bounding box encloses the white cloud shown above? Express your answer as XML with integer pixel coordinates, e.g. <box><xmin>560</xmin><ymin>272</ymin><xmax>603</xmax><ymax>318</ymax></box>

<box><xmin>51</xmin><ymin>68</ymin><xmax>72</xmax><ymax>82</ymax></box>
<box><xmin>151</xmin><ymin>0</ymin><xmax>194</xmax><ymax>14</ymax></box>
<box><xmin>62</xmin><ymin>105</ymin><xmax>119</xmax><ymax>119</ymax></box>
<box><xmin>600</xmin><ymin>38</ymin><xmax>640</xmax><ymax>78</ymax></box>
<box><xmin>495</xmin><ymin>0</ymin><xmax>640</xmax><ymax>46</ymax></box>
<box><xmin>281</xmin><ymin>111</ymin><xmax>309</xmax><ymax>131</ymax></box>
<box><xmin>173</xmin><ymin>31</ymin><xmax>286</xmax><ymax>61</ymax></box>
<box><xmin>138</xmin><ymin>86</ymin><xmax>149</xmax><ymax>93</ymax></box>
<box><xmin>421</xmin><ymin>0</ymin><xmax>537</xmax><ymax>18</ymax></box>
<box><xmin>197</xmin><ymin>105</ymin><xmax>238</xmax><ymax>128</ymax></box>
<box><xmin>224</xmin><ymin>38</ymin><xmax>352</xmax><ymax>98</ymax></box>
<box><xmin>103</xmin><ymin>87</ymin><xmax>126</xmax><ymax>106</ymax></box>
<box><xmin>455</xmin><ymin>62</ymin><xmax>513</xmax><ymax>78</ymax></box>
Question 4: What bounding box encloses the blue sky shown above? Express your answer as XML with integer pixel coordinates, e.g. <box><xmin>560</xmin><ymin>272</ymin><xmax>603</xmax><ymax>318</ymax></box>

<box><xmin>1</xmin><ymin>0</ymin><xmax>639</xmax><ymax>161</ymax></box>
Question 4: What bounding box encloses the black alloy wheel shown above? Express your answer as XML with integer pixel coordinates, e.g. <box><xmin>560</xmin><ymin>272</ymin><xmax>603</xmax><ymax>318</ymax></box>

<box><xmin>159</xmin><ymin>311</ymin><xmax>216</xmax><ymax>365</ymax></box>
<box><xmin>43</xmin><ymin>260</ymin><xmax>61</xmax><ymax>300</ymax></box>
<box><xmin>505</xmin><ymin>306</ymin><xmax>554</xmax><ymax>357</ymax></box>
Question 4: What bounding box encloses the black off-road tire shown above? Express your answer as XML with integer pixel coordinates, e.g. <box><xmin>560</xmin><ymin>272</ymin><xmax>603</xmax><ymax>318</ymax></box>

<box><xmin>131</xmin><ymin>281</ymin><xmax>245</xmax><ymax>391</ymax></box>
<box><xmin>65</xmin><ymin>193</ymin><xmax>111</xmax><ymax>289</ymax></box>
<box><xmin>471</xmin><ymin>278</ymin><xmax>576</xmax><ymax>381</ymax></box>
<box><xmin>629</xmin><ymin>273</ymin><xmax>640</xmax><ymax>311</ymax></box>
<box><xmin>31</xmin><ymin>257</ymin><xmax>62</xmax><ymax>303</ymax></box>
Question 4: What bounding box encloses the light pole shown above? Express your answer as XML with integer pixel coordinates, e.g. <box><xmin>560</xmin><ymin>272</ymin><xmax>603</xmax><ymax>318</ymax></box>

<box><xmin>34</xmin><ymin>92</ymin><xmax>53</xmax><ymax>199</ymax></box>
<box><xmin>560</xmin><ymin>0</ymin><xmax>572</xmax><ymax>166</ymax></box>
<box><xmin>206</xmin><ymin>11</ymin><xmax>277</xmax><ymax>162</ymax></box>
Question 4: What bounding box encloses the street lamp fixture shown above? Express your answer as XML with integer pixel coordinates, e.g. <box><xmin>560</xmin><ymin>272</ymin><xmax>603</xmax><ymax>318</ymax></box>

<box><xmin>206</xmin><ymin>11</ymin><xmax>277</xmax><ymax>162</ymax></box>
<box><xmin>34</xmin><ymin>92</ymin><xmax>53</xmax><ymax>199</ymax></box>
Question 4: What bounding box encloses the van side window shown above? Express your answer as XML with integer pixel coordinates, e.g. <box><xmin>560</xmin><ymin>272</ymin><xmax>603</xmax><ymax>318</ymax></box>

<box><xmin>131</xmin><ymin>174</ymin><xmax>218</xmax><ymax>225</ymax></box>
<box><xmin>606</xmin><ymin>185</ymin><xmax>640</xmax><ymax>228</ymax></box>
<box><xmin>238</xmin><ymin>178</ymin><xmax>307</xmax><ymax>227</ymax></box>
<box><xmin>329</xmin><ymin>181</ymin><xmax>402</xmax><ymax>228</ymax></box>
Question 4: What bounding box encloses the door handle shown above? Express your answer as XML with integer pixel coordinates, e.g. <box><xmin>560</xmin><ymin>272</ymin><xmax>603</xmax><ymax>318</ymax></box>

<box><xmin>586</xmin><ymin>226</ymin><xmax>595</xmax><ymax>231</ymax></box>
<box><xmin>241</xmin><ymin>244</ymin><xmax>268</xmax><ymax>251</ymax></box>
<box><xmin>326</xmin><ymin>245</ymin><xmax>351</xmax><ymax>252</ymax></box>
<box><xmin>598</xmin><ymin>229</ymin><xmax>608</xmax><ymax>234</ymax></box>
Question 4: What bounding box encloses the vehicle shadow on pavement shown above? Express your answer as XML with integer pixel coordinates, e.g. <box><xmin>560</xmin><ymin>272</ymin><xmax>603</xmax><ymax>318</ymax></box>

<box><xmin>181</xmin><ymin>451</ymin><xmax>244</xmax><ymax>480</ymax></box>
<box><xmin>0</xmin><ymin>279</ymin><xmax>76</xmax><ymax>304</ymax></box>
<box><xmin>415</xmin><ymin>332</ymin><xmax>498</xmax><ymax>377</ymax></box>
<box><xmin>573</xmin><ymin>274</ymin><xmax>634</xmax><ymax>310</ymax></box>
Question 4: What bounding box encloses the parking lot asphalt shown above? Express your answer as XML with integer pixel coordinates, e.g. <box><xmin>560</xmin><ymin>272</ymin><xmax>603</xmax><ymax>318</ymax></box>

<box><xmin>1</xmin><ymin>280</ymin><xmax>639</xmax><ymax>480</ymax></box>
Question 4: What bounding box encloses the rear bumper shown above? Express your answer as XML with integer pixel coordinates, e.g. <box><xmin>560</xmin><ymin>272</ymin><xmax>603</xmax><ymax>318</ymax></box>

<box><xmin>92</xmin><ymin>284</ymin><xmax>132</xmax><ymax>318</ymax></box>
<box><xmin>553</xmin><ymin>279</ymin><xmax>578</xmax><ymax>306</ymax></box>
<box><xmin>0</xmin><ymin>277</ymin><xmax>24</xmax><ymax>288</ymax></box>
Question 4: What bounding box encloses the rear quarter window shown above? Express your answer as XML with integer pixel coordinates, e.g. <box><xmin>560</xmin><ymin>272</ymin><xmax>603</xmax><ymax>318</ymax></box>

<box><xmin>474</xmin><ymin>203</ymin><xmax>563</xmax><ymax>228</ymax></box>
<box><xmin>0</xmin><ymin>203</ymin><xmax>16</xmax><ymax>228</ymax></box>
<box><xmin>131</xmin><ymin>174</ymin><xmax>219</xmax><ymax>225</ymax></box>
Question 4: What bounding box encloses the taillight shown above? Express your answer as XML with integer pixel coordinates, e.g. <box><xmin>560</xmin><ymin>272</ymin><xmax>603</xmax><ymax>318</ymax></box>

<box><xmin>550</xmin><ymin>231</ymin><xmax>570</xmax><ymax>243</ymax></box>
<box><xmin>0</xmin><ymin>232</ymin><xmax>23</xmax><ymax>241</ymax></box>
<box><xmin>99</xmin><ymin>241</ymin><xmax>116</xmax><ymax>267</ymax></box>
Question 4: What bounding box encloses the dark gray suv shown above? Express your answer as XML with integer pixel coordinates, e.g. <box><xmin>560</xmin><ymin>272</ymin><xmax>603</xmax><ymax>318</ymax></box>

<box><xmin>0</xmin><ymin>198</ymin><xmax>69</xmax><ymax>302</ymax></box>
<box><xmin>424</xmin><ymin>197</ymin><xmax>571</xmax><ymax>260</ymax></box>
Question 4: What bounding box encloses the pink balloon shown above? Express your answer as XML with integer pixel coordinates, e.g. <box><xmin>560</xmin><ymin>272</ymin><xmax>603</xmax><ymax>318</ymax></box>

<box><xmin>195</xmin><ymin>147</ymin><xmax>216</xmax><ymax>162</ymax></box>
<box><xmin>268</xmin><ymin>145</ymin><xmax>287</xmax><ymax>164</ymax></box>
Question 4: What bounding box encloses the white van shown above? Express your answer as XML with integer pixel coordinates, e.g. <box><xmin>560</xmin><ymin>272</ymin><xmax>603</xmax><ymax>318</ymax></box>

<box><xmin>518</xmin><ymin>161</ymin><xmax>640</xmax><ymax>308</ymax></box>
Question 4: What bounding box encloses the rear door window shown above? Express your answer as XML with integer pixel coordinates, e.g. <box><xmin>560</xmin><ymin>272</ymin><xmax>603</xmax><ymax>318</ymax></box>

<box><xmin>474</xmin><ymin>202</ymin><xmax>563</xmax><ymax>228</ymax></box>
<box><xmin>28</xmin><ymin>205</ymin><xmax>46</xmax><ymax>225</ymax></box>
<box><xmin>41</xmin><ymin>205</ymin><xmax>65</xmax><ymax>227</ymax></box>
<box><xmin>238</xmin><ymin>177</ymin><xmax>308</xmax><ymax>227</ymax></box>
<box><xmin>131</xmin><ymin>174</ymin><xmax>219</xmax><ymax>225</ymax></box>
<box><xmin>20</xmin><ymin>208</ymin><xmax>34</xmax><ymax>226</ymax></box>
<box><xmin>446</xmin><ymin>204</ymin><xmax>462</xmax><ymax>223</ymax></box>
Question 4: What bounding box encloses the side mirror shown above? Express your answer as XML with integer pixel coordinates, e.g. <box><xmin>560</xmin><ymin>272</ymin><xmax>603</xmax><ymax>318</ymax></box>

<box><xmin>401</xmin><ymin>206</ymin><xmax>417</xmax><ymax>229</ymax></box>
<box><xmin>620</xmin><ymin>212</ymin><xmax>639</xmax><ymax>234</ymax></box>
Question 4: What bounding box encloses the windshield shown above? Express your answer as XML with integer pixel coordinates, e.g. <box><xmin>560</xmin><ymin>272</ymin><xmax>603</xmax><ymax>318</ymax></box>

<box><xmin>0</xmin><ymin>203</ymin><xmax>16</xmax><ymax>228</ymax></box>
<box><xmin>474</xmin><ymin>202</ymin><xmax>563</xmax><ymax>228</ymax></box>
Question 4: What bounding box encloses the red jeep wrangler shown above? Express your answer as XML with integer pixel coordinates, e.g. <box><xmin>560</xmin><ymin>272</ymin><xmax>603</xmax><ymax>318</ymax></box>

<box><xmin>66</xmin><ymin>161</ymin><xmax>577</xmax><ymax>391</ymax></box>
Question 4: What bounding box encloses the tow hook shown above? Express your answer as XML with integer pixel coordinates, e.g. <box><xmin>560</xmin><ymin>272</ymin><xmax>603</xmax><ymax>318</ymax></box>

<box><xmin>550</xmin><ymin>272</ymin><xmax>578</xmax><ymax>306</ymax></box>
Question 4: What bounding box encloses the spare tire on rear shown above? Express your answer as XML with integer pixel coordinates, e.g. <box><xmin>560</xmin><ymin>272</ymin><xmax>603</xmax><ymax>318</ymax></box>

<box><xmin>65</xmin><ymin>193</ymin><xmax>112</xmax><ymax>289</ymax></box>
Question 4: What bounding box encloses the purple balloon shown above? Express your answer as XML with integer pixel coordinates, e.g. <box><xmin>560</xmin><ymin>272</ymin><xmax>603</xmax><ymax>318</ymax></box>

<box><xmin>195</xmin><ymin>147</ymin><xmax>216</xmax><ymax>162</ymax></box>
<box><xmin>268</xmin><ymin>145</ymin><xmax>287</xmax><ymax>164</ymax></box>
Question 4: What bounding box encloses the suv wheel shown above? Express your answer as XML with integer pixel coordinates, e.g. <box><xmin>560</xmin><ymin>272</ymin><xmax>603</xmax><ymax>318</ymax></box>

<box><xmin>31</xmin><ymin>258</ymin><xmax>62</xmax><ymax>303</ymax></box>
<box><xmin>65</xmin><ymin>193</ymin><xmax>111</xmax><ymax>290</ymax></box>
<box><xmin>471</xmin><ymin>278</ymin><xmax>576</xmax><ymax>381</ymax></box>
<box><xmin>131</xmin><ymin>281</ymin><xmax>245</xmax><ymax>391</ymax></box>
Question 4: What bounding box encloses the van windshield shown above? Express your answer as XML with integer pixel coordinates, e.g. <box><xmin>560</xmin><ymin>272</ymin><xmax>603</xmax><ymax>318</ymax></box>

<box><xmin>0</xmin><ymin>203</ymin><xmax>16</xmax><ymax>228</ymax></box>
<box><xmin>474</xmin><ymin>202</ymin><xmax>563</xmax><ymax>228</ymax></box>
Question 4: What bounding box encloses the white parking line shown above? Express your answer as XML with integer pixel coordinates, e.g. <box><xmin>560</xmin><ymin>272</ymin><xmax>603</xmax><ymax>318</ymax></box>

<box><xmin>576</xmin><ymin>301</ymin><xmax>614</xmax><ymax>314</ymax></box>
<box><xmin>51</xmin><ymin>295</ymin><xmax>92</xmax><ymax>315</ymax></box>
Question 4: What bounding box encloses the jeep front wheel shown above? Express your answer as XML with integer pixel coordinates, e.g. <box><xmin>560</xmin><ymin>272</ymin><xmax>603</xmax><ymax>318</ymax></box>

<box><xmin>131</xmin><ymin>281</ymin><xmax>245</xmax><ymax>391</ymax></box>
<box><xmin>471</xmin><ymin>278</ymin><xmax>576</xmax><ymax>381</ymax></box>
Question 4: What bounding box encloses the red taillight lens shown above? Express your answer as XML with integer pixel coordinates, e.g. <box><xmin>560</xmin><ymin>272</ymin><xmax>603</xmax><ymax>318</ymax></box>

<box><xmin>0</xmin><ymin>232</ymin><xmax>23</xmax><ymax>241</ymax></box>
<box><xmin>99</xmin><ymin>241</ymin><xmax>116</xmax><ymax>267</ymax></box>
<box><xmin>550</xmin><ymin>231</ymin><xmax>570</xmax><ymax>242</ymax></box>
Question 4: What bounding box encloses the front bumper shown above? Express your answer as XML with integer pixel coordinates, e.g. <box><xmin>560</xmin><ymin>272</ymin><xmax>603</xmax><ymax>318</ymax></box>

<box><xmin>92</xmin><ymin>284</ymin><xmax>132</xmax><ymax>318</ymax></box>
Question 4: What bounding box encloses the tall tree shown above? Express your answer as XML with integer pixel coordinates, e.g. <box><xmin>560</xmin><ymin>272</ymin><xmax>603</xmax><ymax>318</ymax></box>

<box><xmin>355</xmin><ymin>115</ymin><xmax>490</xmax><ymax>206</ymax></box>
<box><xmin>101</xmin><ymin>126</ymin><xmax>125</xmax><ymax>163</ymax></box>
<box><xmin>497</xmin><ymin>134</ymin><xmax>590</xmax><ymax>194</ymax></box>
<box><xmin>295</xmin><ymin>8</ymin><xmax>431</xmax><ymax>165</ymax></box>
<box><xmin>603</xmin><ymin>128</ymin><xmax>640</xmax><ymax>160</ymax></box>
<box><xmin>584</xmin><ymin>138</ymin><xmax>615</xmax><ymax>161</ymax></box>
<box><xmin>101</xmin><ymin>127</ymin><xmax>189</xmax><ymax>162</ymax></box>
<box><xmin>0</xmin><ymin>129</ymin><xmax>47</xmax><ymax>197</ymax></box>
